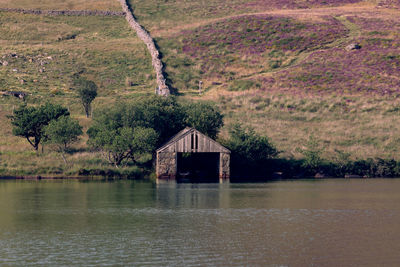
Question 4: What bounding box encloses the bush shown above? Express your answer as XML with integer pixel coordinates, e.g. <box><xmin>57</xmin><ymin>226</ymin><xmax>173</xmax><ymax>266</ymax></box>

<box><xmin>44</xmin><ymin>116</ymin><xmax>82</xmax><ymax>149</ymax></box>
<box><xmin>296</xmin><ymin>135</ymin><xmax>324</xmax><ymax>173</ymax></box>
<box><xmin>223</xmin><ymin>124</ymin><xmax>278</xmax><ymax>178</ymax></box>
<box><xmin>229</xmin><ymin>80</ymin><xmax>260</xmax><ymax>91</ymax></box>
<box><xmin>43</xmin><ymin>116</ymin><xmax>83</xmax><ymax>164</ymax></box>
<box><xmin>345</xmin><ymin>158</ymin><xmax>400</xmax><ymax>178</ymax></box>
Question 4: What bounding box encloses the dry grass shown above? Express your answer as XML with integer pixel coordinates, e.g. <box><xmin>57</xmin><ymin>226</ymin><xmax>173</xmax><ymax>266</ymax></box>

<box><xmin>211</xmin><ymin>91</ymin><xmax>400</xmax><ymax>160</ymax></box>
<box><xmin>0</xmin><ymin>0</ymin><xmax>120</xmax><ymax>11</ymax></box>
<box><xmin>0</xmin><ymin>13</ymin><xmax>155</xmax><ymax>95</ymax></box>
<box><xmin>152</xmin><ymin>4</ymin><xmax>380</xmax><ymax>37</ymax></box>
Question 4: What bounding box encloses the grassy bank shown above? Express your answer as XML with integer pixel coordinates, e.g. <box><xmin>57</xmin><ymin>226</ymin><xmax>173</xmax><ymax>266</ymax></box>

<box><xmin>217</xmin><ymin>92</ymin><xmax>400</xmax><ymax>160</ymax></box>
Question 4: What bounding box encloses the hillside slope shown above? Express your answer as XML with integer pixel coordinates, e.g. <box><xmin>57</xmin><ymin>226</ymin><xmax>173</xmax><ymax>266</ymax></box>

<box><xmin>0</xmin><ymin>0</ymin><xmax>399</xmax><ymax>175</ymax></box>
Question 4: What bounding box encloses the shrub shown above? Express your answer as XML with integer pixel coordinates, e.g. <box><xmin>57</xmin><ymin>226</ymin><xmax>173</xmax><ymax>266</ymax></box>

<box><xmin>43</xmin><ymin>116</ymin><xmax>83</xmax><ymax>164</ymax></box>
<box><xmin>296</xmin><ymin>135</ymin><xmax>324</xmax><ymax>173</ymax></box>
<box><xmin>223</xmin><ymin>124</ymin><xmax>278</xmax><ymax>178</ymax></box>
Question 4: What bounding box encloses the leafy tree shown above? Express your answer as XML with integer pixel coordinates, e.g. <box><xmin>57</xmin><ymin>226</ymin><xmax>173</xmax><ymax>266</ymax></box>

<box><xmin>122</xmin><ymin>97</ymin><xmax>224</xmax><ymax>144</ymax></box>
<box><xmin>43</xmin><ymin>116</ymin><xmax>83</xmax><ymax>164</ymax></box>
<box><xmin>223</xmin><ymin>124</ymin><xmax>278</xmax><ymax>178</ymax></box>
<box><xmin>123</xmin><ymin>96</ymin><xmax>185</xmax><ymax>145</ymax></box>
<box><xmin>74</xmin><ymin>77</ymin><xmax>97</xmax><ymax>117</ymax></box>
<box><xmin>225</xmin><ymin>124</ymin><xmax>278</xmax><ymax>163</ymax></box>
<box><xmin>87</xmin><ymin>96</ymin><xmax>224</xmax><ymax>167</ymax></box>
<box><xmin>88</xmin><ymin>122</ymin><xmax>158</xmax><ymax>167</ymax></box>
<box><xmin>182</xmin><ymin>101</ymin><xmax>224</xmax><ymax>139</ymax></box>
<box><xmin>9</xmin><ymin>103</ymin><xmax>70</xmax><ymax>151</ymax></box>
<box><xmin>129</xmin><ymin>127</ymin><xmax>159</xmax><ymax>162</ymax></box>
<box><xmin>87</xmin><ymin>103</ymin><xmax>160</xmax><ymax>167</ymax></box>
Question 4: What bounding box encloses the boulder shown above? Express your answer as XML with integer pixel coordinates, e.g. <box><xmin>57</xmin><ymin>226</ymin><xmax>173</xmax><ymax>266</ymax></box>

<box><xmin>4</xmin><ymin>91</ymin><xmax>27</xmax><ymax>99</ymax></box>
<box><xmin>345</xmin><ymin>43</ymin><xmax>361</xmax><ymax>51</ymax></box>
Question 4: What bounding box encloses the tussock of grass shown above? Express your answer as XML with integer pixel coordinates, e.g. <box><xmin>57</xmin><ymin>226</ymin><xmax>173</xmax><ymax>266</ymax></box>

<box><xmin>217</xmin><ymin>92</ymin><xmax>400</xmax><ymax>161</ymax></box>
<box><xmin>0</xmin><ymin>0</ymin><xmax>121</xmax><ymax>11</ymax></box>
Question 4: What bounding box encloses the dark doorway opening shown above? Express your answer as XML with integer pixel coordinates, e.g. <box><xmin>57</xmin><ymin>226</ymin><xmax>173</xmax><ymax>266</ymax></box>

<box><xmin>177</xmin><ymin>152</ymin><xmax>219</xmax><ymax>182</ymax></box>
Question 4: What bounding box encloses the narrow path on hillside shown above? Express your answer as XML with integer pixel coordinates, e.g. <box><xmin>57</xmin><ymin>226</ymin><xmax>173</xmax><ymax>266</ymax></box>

<box><xmin>118</xmin><ymin>0</ymin><xmax>170</xmax><ymax>96</ymax></box>
<box><xmin>152</xmin><ymin>4</ymin><xmax>387</xmax><ymax>38</ymax></box>
<box><xmin>116</xmin><ymin>1</ymin><xmax>399</xmax><ymax>95</ymax></box>
<box><xmin>234</xmin><ymin>13</ymin><xmax>365</xmax><ymax>82</ymax></box>
<box><xmin>152</xmin><ymin>3</ymin><xmax>397</xmax><ymax>89</ymax></box>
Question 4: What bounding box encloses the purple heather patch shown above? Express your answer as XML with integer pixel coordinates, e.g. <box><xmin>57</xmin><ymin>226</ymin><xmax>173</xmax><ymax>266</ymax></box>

<box><xmin>181</xmin><ymin>15</ymin><xmax>347</xmax><ymax>58</ymax></box>
<box><xmin>239</xmin><ymin>0</ymin><xmax>362</xmax><ymax>10</ymax></box>
<box><xmin>378</xmin><ymin>0</ymin><xmax>400</xmax><ymax>9</ymax></box>
<box><xmin>174</xmin><ymin>13</ymin><xmax>399</xmax><ymax>96</ymax></box>
<box><xmin>346</xmin><ymin>16</ymin><xmax>400</xmax><ymax>32</ymax></box>
<box><xmin>270</xmin><ymin>16</ymin><xmax>400</xmax><ymax>95</ymax></box>
<box><xmin>269</xmin><ymin>44</ymin><xmax>400</xmax><ymax>95</ymax></box>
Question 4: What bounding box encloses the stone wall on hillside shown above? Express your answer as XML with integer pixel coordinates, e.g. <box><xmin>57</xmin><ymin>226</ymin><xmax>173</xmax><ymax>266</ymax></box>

<box><xmin>0</xmin><ymin>8</ymin><xmax>125</xmax><ymax>16</ymax></box>
<box><xmin>1</xmin><ymin>2</ymin><xmax>171</xmax><ymax>96</ymax></box>
<box><xmin>118</xmin><ymin>0</ymin><xmax>170</xmax><ymax>96</ymax></box>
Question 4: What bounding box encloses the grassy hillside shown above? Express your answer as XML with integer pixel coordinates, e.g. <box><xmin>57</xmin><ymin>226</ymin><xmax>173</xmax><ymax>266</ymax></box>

<box><xmin>150</xmin><ymin>0</ymin><xmax>400</xmax><ymax>160</ymax></box>
<box><xmin>0</xmin><ymin>12</ymin><xmax>156</xmax><ymax>95</ymax></box>
<box><xmin>0</xmin><ymin>0</ymin><xmax>121</xmax><ymax>10</ymax></box>
<box><xmin>0</xmin><ymin>0</ymin><xmax>400</xmax><ymax>176</ymax></box>
<box><xmin>0</xmin><ymin>4</ymin><xmax>155</xmax><ymax>176</ymax></box>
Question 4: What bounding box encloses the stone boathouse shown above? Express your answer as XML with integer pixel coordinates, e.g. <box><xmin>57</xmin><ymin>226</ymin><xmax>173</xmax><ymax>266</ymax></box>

<box><xmin>156</xmin><ymin>128</ymin><xmax>230</xmax><ymax>183</ymax></box>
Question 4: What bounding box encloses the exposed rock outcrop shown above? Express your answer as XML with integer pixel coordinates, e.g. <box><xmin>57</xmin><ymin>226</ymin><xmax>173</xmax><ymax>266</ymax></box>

<box><xmin>345</xmin><ymin>43</ymin><xmax>361</xmax><ymax>51</ymax></box>
<box><xmin>118</xmin><ymin>0</ymin><xmax>170</xmax><ymax>96</ymax></box>
<box><xmin>1</xmin><ymin>91</ymin><xmax>27</xmax><ymax>99</ymax></box>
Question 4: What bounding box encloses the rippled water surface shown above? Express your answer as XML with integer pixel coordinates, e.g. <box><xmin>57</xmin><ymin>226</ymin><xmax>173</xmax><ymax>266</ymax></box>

<box><xmin>1</xmin><ymin>179</ymin><xmax>400</xmax><ymax>266</ymax></box>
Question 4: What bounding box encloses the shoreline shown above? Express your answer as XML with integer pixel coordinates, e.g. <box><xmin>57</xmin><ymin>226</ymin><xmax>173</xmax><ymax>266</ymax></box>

<box><xmin>0</xmin><ymin>174</ymin><xmax>397</xmax><ymax>181</ymax></box>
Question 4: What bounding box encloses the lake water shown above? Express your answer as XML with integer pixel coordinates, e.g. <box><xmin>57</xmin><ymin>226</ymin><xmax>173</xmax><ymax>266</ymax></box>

<box><xmin>1</xmin><ymin>179</ymin><xmax>400</xmax><ymax>266</ymax></box>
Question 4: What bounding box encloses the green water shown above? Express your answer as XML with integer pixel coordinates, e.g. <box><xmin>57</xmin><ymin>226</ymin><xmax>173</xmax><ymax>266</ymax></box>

<box><xmin>1</xmin><ymin>179</ymin><xmax>400</xmax><ymax>266</ymax></box>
